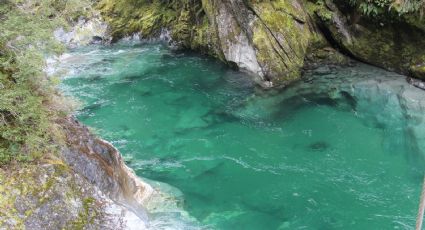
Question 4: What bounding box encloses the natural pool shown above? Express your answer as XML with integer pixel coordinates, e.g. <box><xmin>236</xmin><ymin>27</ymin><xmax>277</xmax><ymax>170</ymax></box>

<box><xmin>58</xmin><ymin>42</ymin><xmax>425</xmax><ymax>229</ymax></box>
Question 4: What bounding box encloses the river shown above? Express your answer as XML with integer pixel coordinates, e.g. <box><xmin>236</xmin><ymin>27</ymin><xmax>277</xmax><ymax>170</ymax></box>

<box><xmin>57</xmin><ymin>42</ymin><xmax>425</xmax><ymax>229</ymax></box>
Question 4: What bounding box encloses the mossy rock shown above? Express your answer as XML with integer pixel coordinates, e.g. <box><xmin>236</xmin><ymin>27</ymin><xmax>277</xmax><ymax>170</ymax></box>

<box><xmin>97</xmin><ymin>0</ymin><xmax>323</xmax><ymax>86</ymax></box>
<box><xmin>310</xmin><ymin>0</ymin><xmax>425</xmax><ymax>78</ymax></box>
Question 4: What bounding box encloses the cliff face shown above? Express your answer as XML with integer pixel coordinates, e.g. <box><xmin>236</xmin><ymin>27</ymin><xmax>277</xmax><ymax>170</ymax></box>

<box><xmin>98</xmin><ymin>0</ymin><xmax>321</xmax><ymax>87</ymax></box>
<box><xmin>312</xmin><ymin>0</ymin><xmax>425</xmax><ymax>80</ymax></box>
<box><xmin>98</xmin><ymin>0</ymin><xmax>425</xmax><ymax>86</ymax></box>
<box><xmin>0</xmin><ymin>117</ymin><xmax>148</xmax><ymax>229</ymax></box>
<box><xmin>0</xmin><ymin>116</ymin><xmax>195</xmax><ymax>229</ymax></box>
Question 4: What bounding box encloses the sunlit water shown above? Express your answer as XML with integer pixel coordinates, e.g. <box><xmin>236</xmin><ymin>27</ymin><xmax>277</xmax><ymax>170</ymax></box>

<box><xmin>58</xmin><ymin>42</ymin><xmax>425</xmax><ymax>229</ymax></box>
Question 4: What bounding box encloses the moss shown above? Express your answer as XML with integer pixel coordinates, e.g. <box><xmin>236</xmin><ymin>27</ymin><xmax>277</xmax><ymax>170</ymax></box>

<box><xmin>0</xmin><ymin>169</ymin><xmax>24</xmax><ymax>229</ymax></box>
<box><xmin>97</xmin><ymin>0</ymin><xmax>338</xmax><ymax>85</ymax></box>
<box><xmin>307</xmin><ymin>0</ymin><xmax>334</xmax><ymax>22</ymax></box>
<box><xmin>343</xmin><ymin>18</ymin><xmax>423</xmax><ymax>74</ymax></box>
<box><xmin>0</xmin><ymin>164</ymin><xmax>44</xmax><ymax>228</ymax></box>
<box><xmin>191</xmin><ymin>17</ymin><xmax>211</xmax><ymax>52</ymax></box>
<box><xmin>68</xmin><ymin>197</ymin><xmax>98</xmax><ymax>230</ymax></box>
<box><xmin>0</xmin><ymin>159</ymin><xmax>86</xmax><ymax>229</ymax></box>
<box><xmin>307</xmin><ymin>0</ymin><xmax>425</xmax><ymax>77</ymax></box>
<box><xmin>251</xmin><ymin>0</ymin><xmax>312</xmax><ymax>83</ymax></box>
<box><xmin>172</xmin><ymin>8</ymin><xmax>192</xmax><ymax>46</ymax></box>
<box><xmin>98</xmin><ymin>0</ymin><xmax>178</xmax><ymax>38</ymax></box>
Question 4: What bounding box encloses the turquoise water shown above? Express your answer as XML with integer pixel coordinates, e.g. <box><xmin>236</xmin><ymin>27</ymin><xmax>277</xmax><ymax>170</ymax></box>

<box><xmin>59</xmin><ymin>42</ymin><xmax>425</xmax><ymax>229</ymax></box>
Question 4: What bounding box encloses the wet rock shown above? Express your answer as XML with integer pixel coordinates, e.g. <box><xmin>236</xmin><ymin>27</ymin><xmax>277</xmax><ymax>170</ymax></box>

<box><xmin>0</xmin><ymin>115</ymin><xmax>199</xmax><ymax>229</ymax></box>
<box><xmin>98</xmin><ymin>0</ymin><xmax>318</xmax><ymax>87</ymax></box>
<box><xmin>407</xmin><ymin>77</ymin><xmax>425</xmax><ymax>90</ymax></box>
<box><xmin>54</xmin><ymin>13</ymin><xmax>110</xmax><ymax>48</ymax></box>
<box><xmin>314</xmin><ymin>66</ymin><xmax>332</xmax><ymax>76</ymax></box>
<box><xmin>0</xmin><ymin>161</ymin><xmax>134</xmax><ymax>230</ymax></box>
<box><xmin>60</xmin><ymin>116</ymin><xmax>198</xmax><ymax>228</ymax></box>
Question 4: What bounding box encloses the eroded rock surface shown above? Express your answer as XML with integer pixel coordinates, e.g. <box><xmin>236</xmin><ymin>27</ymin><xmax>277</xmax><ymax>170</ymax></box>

<box><xmin>98</xmin><ymin>0</ymin><xmax>320</xmax><ymax>87</ymax></box>
<box><xmin>0</xmin><ymin>116</ymin><xmax>197</xmax><ymax>230</ymax></box>
<box><xmin>54</xmin><ymin>13</ymin><xmax>110</xmax><ymax>48</ymax></box>
<box><xmin>97</xmin><ymin>0</ymin><xmax>425</xmax><ymax>85</ymax></box>
<box><xmin>312</xmin><ymin>0</ymin><xmax>425</xmax><ymax>78</ymax></box>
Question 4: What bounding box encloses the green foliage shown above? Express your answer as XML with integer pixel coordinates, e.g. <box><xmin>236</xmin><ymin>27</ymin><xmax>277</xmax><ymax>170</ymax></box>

<box><xmin>313</xmin><ymin>0</ymin><xmax>334</xmax><ymax>21</ymax></box>
<box><xmin>349</xmin><ymin>0</ymin><xmax>425</xmax><ymax>16</ymax></box>
<box><xmin>0</xmin><ymin>0</ymin><xmax>91</xmax><ymax>165</ymax></box>
<box><xmin>98</xmin><ymin>0</ymin><xmax>204</xmax><ymax>39</ymax></box>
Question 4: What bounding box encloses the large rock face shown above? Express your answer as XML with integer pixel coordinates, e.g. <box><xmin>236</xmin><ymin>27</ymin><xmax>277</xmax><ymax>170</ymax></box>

<box><xmin>310</xmin><ymin>0</ymin><xmax>425</xmax><ymax>79</ymax></box>
<box><xmin>98</xmin><ymin>0</ymin><xmax>425</xmax><ymax>85</ymax></box>
<box><xmin>0</xmin><ymin>117</ymin><xmax>195</xmax><ymax>230</ymax></box>
<box><xmin>0</xmin><ymin>117</ymin><xmax>147</xmax><ymax>230</ymax></box>
<box><xmin>98</xmin><ymin>0</ymin><xmax>317</xmax><ymax>87</ymax></box>
<box><xmin>54</xmin><ymin>14</ymin><xmax>110</xmax><ymax>48</ymax></box>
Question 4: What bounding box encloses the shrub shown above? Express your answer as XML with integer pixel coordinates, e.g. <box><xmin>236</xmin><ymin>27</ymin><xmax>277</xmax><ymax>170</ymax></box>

<box><xmin>349</xmin><ymin>0</ymin><xmax>425</xmax><ymax>16</ymax></box>
<box><xmin>0</xmin><ymin>0</ymin><xmax>91</xmax><ymax>165</ymax></box>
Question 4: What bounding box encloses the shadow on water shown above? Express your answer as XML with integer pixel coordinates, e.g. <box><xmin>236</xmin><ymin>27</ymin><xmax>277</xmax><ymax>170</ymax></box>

<box><xmin>241</xmin><ymin>200</ymin><xmax>288</xmax><ymax>222</ymax></box>
<box><xmin>80</xmin><ymin>102</ymin><xmax>107</xmax><ymax>113</ymax></box>
<box><xmin>85</xmin><ymin>74</ymin><xmax>106</xmax><ymax>82</ymax></box>
<box><xmin>170</xmin><ymin>108</ymin><xmax>242</xmax><ymax>136</ymax></box>
<box><xmin>122</xmin><ymin>74</ymin><xmax>145</xmax><ymax>82</ymax></box>
<box><xmin>269</xmin><ymin>91</ymin><xmax>358</xmax><ymax>121</ymax></box>
<box><xmin>340</xmin><ymin>91</ymin><xmax>357</xmax><ymax>108</ymax></box>
<box><xmin>192</xmin><ymin>162</ymin><xmax>226</xmax><ymax>181</ymax></box>
<box><xmin>201</xmin><ymin>109</ymin><xmax>240</xmax><ymax>125</ymax></box>
<box><xmin>308</xmin><ymin>141</ymin><xmax>331</xmax><ymax>152</ymax></box>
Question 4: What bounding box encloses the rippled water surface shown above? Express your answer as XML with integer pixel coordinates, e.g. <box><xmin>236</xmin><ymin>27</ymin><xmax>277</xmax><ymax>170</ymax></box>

<box><xmin>59</xmin><ymin>43</ymin><xmax>425</xmax><ymax>229</ymax></box>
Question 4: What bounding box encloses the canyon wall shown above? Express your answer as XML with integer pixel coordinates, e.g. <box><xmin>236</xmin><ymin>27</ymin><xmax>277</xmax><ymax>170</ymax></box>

<box><xmin>98</xmin><ymin>0</ymin><xmax>425</xmax><ymax>86</ymax></box>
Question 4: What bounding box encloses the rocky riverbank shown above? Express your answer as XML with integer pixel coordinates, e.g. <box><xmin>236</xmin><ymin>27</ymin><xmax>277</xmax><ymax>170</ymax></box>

<box><xmin>2</xmin><ymin>0</ymin><xmax>425</xmax><ymax>229</ymax></box>
<box><xmin>98</xmin><ymin>0</ymin><xmax>425</xmax><ymax>87</ymax></box>
<box><xmin>1</xmin><ymin>3</ymin><xmax>194</xmax><ymax>229</ymax></box>
<box><xmin>1</xmin><ymin>115</ymin><xmax>199</xmax><ymax>229</ymax></box>
<box><xmin>0</xmin><ymin>116</ymin><xmax>147</xmax><ymax>229</ymax></box>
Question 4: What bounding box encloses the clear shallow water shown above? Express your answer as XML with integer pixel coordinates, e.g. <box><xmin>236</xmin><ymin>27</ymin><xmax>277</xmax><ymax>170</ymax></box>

<box><xmin>58</xmin><ymin>42</ymin><xmax>425</xmax><ymax>229</ymax></box>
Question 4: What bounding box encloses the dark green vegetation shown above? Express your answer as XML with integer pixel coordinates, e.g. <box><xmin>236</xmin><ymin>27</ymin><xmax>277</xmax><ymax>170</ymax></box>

<box><xmin>0</xmin><ymin>1</ymin><xmax>108</xmax><ymax>228</ymax></box>
<box><xmin>0</xmin><ymin>0</ymin><xmax>92</xmax><ymax>164</ymax></box>
<box><xmin>349</xmin><ymin>0</ymin><xmax>425</xmax><ymax>16</ymax></box>
<box><xmin>312</xmin><ymin>0</ymin><xmax>425</xmax><ymax>78</ymax></box>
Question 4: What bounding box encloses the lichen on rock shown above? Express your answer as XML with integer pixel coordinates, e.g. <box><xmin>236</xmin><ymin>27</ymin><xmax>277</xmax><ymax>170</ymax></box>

<box><xmin>0</xmin><ymin>116</ymin><xmax>198</xmax><ymax>230</ymax></box>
